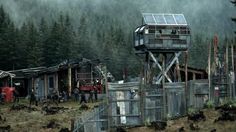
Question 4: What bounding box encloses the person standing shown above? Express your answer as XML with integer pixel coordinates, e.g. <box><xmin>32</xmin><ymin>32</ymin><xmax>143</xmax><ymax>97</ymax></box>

<box><xmin>74</xmin><ymin>88</ymin><xmax>79</xmax><ymax>102</ymax></box>
<box><xmin>30</xmin><ymin>89</ymin><xmax>36</xmax><ymax>106</ymax></box>
<box><xmin>13</xmin><ymin>88</ymin><xmax>19</xmax><ymax>103</ymax></box>
<box><xmin>94</xmin><ymin>87</ymin><xmax>98</xmax><ymax>101</ymax></box>
<box><xmin>62</xmin><ymin>90</ymin><xmax>67</xmax><ymax>101</ymax></box>
<box><xmin>88</xmin><ymin>89</ymin><xmax>94</xmax><ymax>103</ymax></box>
<box><xmin>80</xmin><ymin>91</ymin><xmax>86</xmax><ymax>104</ymax></box>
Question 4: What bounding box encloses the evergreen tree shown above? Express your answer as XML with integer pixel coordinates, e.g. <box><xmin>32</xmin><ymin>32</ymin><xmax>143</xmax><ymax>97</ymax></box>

<box><xmin>39</xmin><ymin>17</ymin><xmax>49</xmax><ymax>66</ymax></box>
<box><xmin>44</xmin><ymin>21</ymin><xmax>61</xmax><ymax>66</ymax></box>
<box><xmin>25</xmin><ymin>21</ymin><xmax>42</xmax><ymax>67</ymax></box>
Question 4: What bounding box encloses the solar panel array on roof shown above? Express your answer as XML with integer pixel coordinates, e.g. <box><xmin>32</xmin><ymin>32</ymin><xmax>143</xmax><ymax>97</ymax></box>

<box><xmin>142</xmin><ymin>13</ymin><xmax>187</xmax><ymax>26</ymax></box>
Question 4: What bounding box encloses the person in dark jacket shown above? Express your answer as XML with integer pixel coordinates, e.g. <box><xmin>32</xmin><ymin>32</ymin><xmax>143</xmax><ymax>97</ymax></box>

<box><xmin>13</xmin><ymin>88</ymin><xmax>19</xmax><ymax>103</ymax></box>
<box><xmin>88</xmin><ymin>90</ymin><xmax>94</xmax><ymax>103</ymax></box>
<box><xmin>74</xmin><ymin>88</ymin><xmax>79</xmax><ymax>102</ymax></box>
<box><xmin>30</xmin><ymin>88</ymin><xmax>37</xmax><ymax>106</ymax></box>
<box><xmin>80</xmin><ymin>91</ymin><xmax>87</xmax><ymax>104</ymax></box>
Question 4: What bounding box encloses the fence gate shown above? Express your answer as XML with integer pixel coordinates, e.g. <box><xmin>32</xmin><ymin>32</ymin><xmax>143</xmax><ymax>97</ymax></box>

<box><xmin>165</xmin><ymin>82</ymin><xmax>186</xmax><ymax>118</ymax></box>
<box><xmin>108</xmin><ymin>82</ymin><xmax>141</xmax><ymax>127</ymax></box>
<box><xmin>144</xmin><ymin>84</ymin><xmax>163</xmax><ymax>122</ymax></box>
<box><xmin>188</xmin><ymin>80</ymin><xmax>209</xmax><ymax>109</ymax></box>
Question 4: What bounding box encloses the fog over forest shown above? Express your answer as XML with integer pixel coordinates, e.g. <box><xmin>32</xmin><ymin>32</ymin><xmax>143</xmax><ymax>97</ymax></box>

<box><xmin>1</xmin><ymin>0</ymin><xmax>235</xmax><ymax>36</ymax></box>
<box><xmin>0</xmin><ymin>0</ymin><xmax>235</xmax><ymax>79</ymax></box>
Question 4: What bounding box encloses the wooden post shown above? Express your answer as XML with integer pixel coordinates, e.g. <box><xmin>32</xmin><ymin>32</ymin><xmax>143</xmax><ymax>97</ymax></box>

<box><xmin>44</xmin><ymin>74</ymin><xmax>48</xmax><ymax>98</ymax></box>
<box><xmin>231</xmin><ymin>44</ymin><xmax>235</xmax><ymax>98</ymax></box>
<box><xmin>68</xmin><ymin>65</ymin><xmax>72</xmax><ymax>97</ymax></box>
<box><xmin>75</xmin><ymin>68</ymin><xmax>78</xmax><ymax>82</ymax></box>
<box><xmin>185</xmin><ymin>51</ymin><xmax>188</xmax><ymax>111</ymax></box>
<box><xmin>140</xmin><ymin>64</ymin><xmax>145</xmax><ymax>124</ymax></box>
<box><xmin>176</xmin><ymin>58</ymin><xmax>181</xmax><ymax>82</ymax></box>
<box><xmin>32</xmin><ymin>77</ymin><xmax>35</xmax><ymax>91</ymax></box>
<box><xmin>104</xmin><ymin>65</ymin><xmax>111</xmax><ymax>131</ymax></box>
<box><xmin>55</xmin><ymin>72</ymin><xmax>59</xmax><ymax>95</ymax></box>
<box><xmin>193</xmin><ymin>73</ymin><xmax>196</xmax><ymax>80</ymax></box>
<box><xmin>91</xmin><ymin>64</ymin><xmax>93</xmax><ymax>83</ymax></box>
<box><xmin>162</xmin><ymin>53</ymin><xmax>166</xmax><ymax>120</ymax></box>
<box><xmin>226</xmin><ymin>42</ymin><xmax>230</xmax><ymax>98</ymax></box>
<box><xmin>208</xmin><ymin>42</ymin><xmax>212</xmax><ymax>100</ymax></box>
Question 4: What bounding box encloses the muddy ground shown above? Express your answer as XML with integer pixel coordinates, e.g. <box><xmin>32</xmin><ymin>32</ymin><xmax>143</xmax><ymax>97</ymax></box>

<box><xmin>0</xmin><ymin>99</ymin><xmax>100</xmax><ymax>132</ymax></box>
<box><xmin>1</xmin><ymin>100</ymin><xmax>236</xmax><ymax>132</ymax></box>
<box><xmin>127</xmin><ymin>108</ymin><xmax>236</xmax><ymax>132</ymax></box>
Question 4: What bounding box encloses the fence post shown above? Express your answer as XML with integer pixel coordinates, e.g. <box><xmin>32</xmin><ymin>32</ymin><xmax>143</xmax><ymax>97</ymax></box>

<box><xmin>208</xmin><ymin>42</ymin><xmax>212</xmax><ymax>100</ymax></box>
<box><xmin>105</xmin><ymin>66</ymin><xmax>112</xmax><ymax>131</ymax></box>
<box><xmin>185</xmin><ymin>51</ymin><xmax>188</xmax><ymax>113</ymax></box>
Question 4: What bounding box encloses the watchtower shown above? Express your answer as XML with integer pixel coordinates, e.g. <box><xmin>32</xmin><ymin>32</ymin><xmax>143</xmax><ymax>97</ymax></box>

<box><xmin>134</xmin><ymin>13</ymin><xmax>191</xmax><ymax>84</ymax></box>
<box><xmin>135</xmin><ymin>13</ymin><xmax>191</xmax><ymax>122</ymax></box>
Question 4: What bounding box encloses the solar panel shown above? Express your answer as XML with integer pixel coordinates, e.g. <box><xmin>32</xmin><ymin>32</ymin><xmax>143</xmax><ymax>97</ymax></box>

<box><xmin>143</xmin><ymin>14</ymin><xmax>156</xmax><ymax>24</ymax></box>
<box><xmin>153</xmin><ymin>14</ymin><xmax>166</xmax><ymax>25</ymax></box>
<box><xmin>164</xmin><ymin>15</ymin><xmax>176</xmax><ymax>25</ymax></box>
<box><xmin>142</xmin><ymin>13</ymin><xmax>188</xmax><ymax>26</ymax></box>
<box><xmin>174</xmin><ymin>14</ymin><xmax>187</xmax><ymax>25</ymax></box>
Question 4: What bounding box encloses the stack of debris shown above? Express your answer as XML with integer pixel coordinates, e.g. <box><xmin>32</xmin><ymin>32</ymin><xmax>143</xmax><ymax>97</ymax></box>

<box><xmin>187</xmin><ymin>110</ymin><xmax>206</xmax><ymax>121</ymax></box>
<box><xmin>149</xmin><ymin>121</ymin><xmax>167</xmax><ymax>130</ymax></box>
<box><xmin>10</xmin><ymin>104</ymin><xmax>38</xmax><ymax>111</ymax></box>
<box><xmin>42</xmin><ymin>106</ymin><xmax>69</xmax><ymax>115</ymax></box>
<box><xmin>215</xmin><ymin>104</ymin><xmax>236</xmax><ymax>122</ymax></box>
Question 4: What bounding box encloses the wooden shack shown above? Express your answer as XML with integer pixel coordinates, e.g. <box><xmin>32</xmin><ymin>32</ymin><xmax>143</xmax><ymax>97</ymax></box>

<box><xmin>9</xmin><ymin>58</ymin><xmax>104</xmax><ymax>99</ymax></box>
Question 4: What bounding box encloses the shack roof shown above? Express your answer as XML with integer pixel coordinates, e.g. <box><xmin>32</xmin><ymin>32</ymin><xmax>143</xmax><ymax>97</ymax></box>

<box><xmin>8</xmin><ymin>58</ymin><xmax>100</xmax><ymax>78</ymax></box>
<box><xmin>0</xmin><ymin>70</ymin><xmax>15</xmax><ymax>79</ymax></box>
<box><xmin>142</xmin><ymin>13</ymin><xmax>188</xmax><ymax>26</ymax></box>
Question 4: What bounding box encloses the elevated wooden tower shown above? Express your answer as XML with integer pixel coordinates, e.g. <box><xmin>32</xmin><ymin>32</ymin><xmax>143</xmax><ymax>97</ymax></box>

<box><xmin>134</xmin><ymin>13</ymin><xmax>191</xmax><ymax>121</ymax></box>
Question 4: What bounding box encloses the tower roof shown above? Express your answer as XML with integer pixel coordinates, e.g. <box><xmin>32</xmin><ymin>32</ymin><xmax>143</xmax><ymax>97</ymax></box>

<box><xmin>142</xmin><ymin>13</ymin><xmax>188</xmax><ymax>26</ymax></box>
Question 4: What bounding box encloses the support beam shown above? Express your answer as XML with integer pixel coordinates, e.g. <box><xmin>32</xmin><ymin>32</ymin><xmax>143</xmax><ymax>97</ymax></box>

<box><xmin>149</xmin><ymin>51</ymin><xmax>162</xmax><ymax>70</ymax></box>
<box><xmin>162</xmin><ymin>54</ymin><xmax>167</xmax><ymax>120</ymax></box>
<box><xmin>176</xmin><ymin>58</ymin><xmax>181</xmax><ymax>82</ymax></box>
<box><xmin>157</xmin><ymin>52</ymin><xmax>181</xmax><ymax>84</ymax></box>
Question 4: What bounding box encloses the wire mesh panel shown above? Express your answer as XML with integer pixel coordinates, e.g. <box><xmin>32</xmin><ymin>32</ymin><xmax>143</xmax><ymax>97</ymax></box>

<box><xmin>108</xmin><ymin>82</ymin><xmax>141</xmax><ymax>127</ymax></box>
<box><xmin>73</xmin><ymin>103</ymin><xmax>108</xmax><ymax>132</ymax></box>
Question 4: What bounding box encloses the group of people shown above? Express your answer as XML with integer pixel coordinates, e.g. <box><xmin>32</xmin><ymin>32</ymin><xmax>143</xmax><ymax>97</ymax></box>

<box><xmin>73</xmin><ymin>79</ymin><xmax>100</xmax><ymax>104</ymax></box>
<box><xmin>73</xmin><ymin>87</ymin><xmax>98</xmax><ymax>104</ymax></box>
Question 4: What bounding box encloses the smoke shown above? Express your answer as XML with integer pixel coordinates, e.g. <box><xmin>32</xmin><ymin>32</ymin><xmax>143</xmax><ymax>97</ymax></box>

<box><xmin>0</xmin><ymin>0</ymin><xmax>235</xmax><ymax>37</ymax></box>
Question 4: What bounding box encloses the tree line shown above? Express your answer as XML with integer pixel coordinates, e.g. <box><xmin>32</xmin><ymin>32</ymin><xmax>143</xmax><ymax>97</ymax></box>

<box><xmin>0</xmin><ymin>6</ymin><xmax>140</xmax><ymax>79</ymax></box>
<box><xmin>0</xmin><ymin>3</ymin><xmax>234</xmax><ymax>79</ymax></box>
